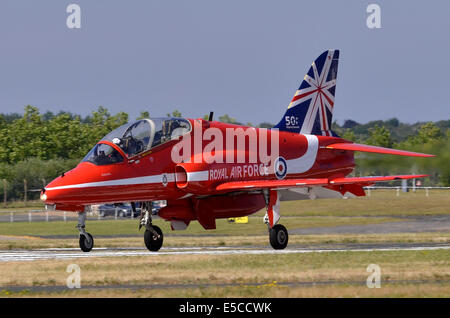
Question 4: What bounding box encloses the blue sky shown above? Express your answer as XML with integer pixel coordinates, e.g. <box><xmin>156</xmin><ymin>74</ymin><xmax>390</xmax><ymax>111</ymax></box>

<box><xmin>0</xmin><ymin>0</ymin><xmax>449</xmax><ymax>125</ymax></box>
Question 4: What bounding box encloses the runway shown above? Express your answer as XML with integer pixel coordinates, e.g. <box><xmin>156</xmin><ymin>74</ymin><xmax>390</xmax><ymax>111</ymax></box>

<box><xmin>1</xmin><ymin>243</ymin><xmax>449</xmax><ymax>262</ymax></box>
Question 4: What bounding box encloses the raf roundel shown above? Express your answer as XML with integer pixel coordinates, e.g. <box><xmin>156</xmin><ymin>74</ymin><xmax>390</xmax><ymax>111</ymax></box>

<box><xmin>274</xmin><ymin>157</ymin><xmax>287</xmax><ymax>180</ymax></box>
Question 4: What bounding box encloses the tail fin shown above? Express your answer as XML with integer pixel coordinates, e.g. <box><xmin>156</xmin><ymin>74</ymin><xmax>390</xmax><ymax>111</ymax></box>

<box><xmin>274</xmin><ymin>49</ymin><xmax>339</xmax><ymax>136</ymax></box>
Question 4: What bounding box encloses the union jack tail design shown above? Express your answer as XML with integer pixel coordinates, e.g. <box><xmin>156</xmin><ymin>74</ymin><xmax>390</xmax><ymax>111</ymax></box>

<box><xmin>274</xmin><ymin>49</ymin><xmax>339</xmax><ymax>136</ymax></box>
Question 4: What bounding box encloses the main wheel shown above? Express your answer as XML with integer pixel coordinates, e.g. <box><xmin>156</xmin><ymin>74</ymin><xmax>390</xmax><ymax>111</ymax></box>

<box><xmin>269</xmin><ymin>224</ymin><xmax>288</xmax><ymax>250</ymax></box>
<box><xmin>144</xmin><ymin>225</ymin><xmax>163</xmax><ymax>252</ymax></box>
<box><xmin>79</xmin><ymin>233</ymin><xmax>94</xmax><ymax>252</ymax></box>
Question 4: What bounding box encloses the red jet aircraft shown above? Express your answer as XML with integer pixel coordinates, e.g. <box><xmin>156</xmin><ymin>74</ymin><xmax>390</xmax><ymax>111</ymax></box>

<box><xmin>41</xmin><ymin>50</ymin><xmax>434</xmax><ymax>252</ymax></box>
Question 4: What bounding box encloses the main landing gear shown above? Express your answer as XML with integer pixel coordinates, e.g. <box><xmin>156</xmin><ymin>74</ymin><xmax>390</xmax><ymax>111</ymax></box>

<box><xmin>139</xmin><ymin>202</ymin><xmax>163</xmax><ymax>252</ymax></box>
<box><xmin>269</xmin><ymin>224</ymin><xmax>289</xmax><ymax>250</ymax></box>
<box><xmin>77</xmin><ymin>211</ymin><xmax>94</xmax><ymax>252</ymax></box>
<box><xmin>264</xmin><ymin>190</ymin><xmax>289</xmax><ymax>250</ymax></box>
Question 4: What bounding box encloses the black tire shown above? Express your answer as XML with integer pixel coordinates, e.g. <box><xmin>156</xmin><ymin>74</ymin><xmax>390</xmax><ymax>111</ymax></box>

<box><xmin>144</xmin><ymin>225</ymin><xmax>163</xmax><ymax>252</ymax></box>
<box><xmin>79</xmin><ymin>233</ymin><xmax>94</xmax><ymax>252</ymax></box>
<box><xmin>269</xmin><ymin>224</ymin><xmax>288</xmax><ymax>250</ymax></box>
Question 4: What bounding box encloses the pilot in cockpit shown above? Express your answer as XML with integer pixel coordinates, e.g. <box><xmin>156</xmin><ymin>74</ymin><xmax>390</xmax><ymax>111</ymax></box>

<box><xmin>96</xmin><ymin>150</ymin><xmax>107</xmax><ymax>165</ymax></box>
<box><xmin>113</xmin><ymin>136</ymin><xmax>144</xmax><ymax>157</ymax></box>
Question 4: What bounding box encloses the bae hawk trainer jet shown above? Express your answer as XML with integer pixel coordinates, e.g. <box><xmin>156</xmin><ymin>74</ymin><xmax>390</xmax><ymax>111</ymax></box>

<box><xmin>41</xmin><ymin>50</ymin><xmax>433</xmax><ymax>252</ymax></box>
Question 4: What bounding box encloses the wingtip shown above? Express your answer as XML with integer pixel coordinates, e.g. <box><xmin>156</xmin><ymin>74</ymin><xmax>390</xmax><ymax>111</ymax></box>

<box><xmin>326</xmin><ymin>143</ymin><xmax>436</xmax><ymax>158</ymax></box>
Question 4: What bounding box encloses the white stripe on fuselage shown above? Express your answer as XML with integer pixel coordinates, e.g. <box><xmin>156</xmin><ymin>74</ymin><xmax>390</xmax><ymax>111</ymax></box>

<box><xmin>286</xmin><ymin>134</ymin><xmax>318</xmax><ymax>175</ymax></box>
<box><xmin>187</xmin><ymin>170</ymin><xmax>209</xmax><ymax>182</ymax></box>
<box><xmin>45</xmin><ymin>174</ymin><xmax>175</xmax><ymax>191</ymax></box>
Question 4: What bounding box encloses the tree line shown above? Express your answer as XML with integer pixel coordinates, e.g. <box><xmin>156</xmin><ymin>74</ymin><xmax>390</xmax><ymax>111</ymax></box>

<box><xmin>0</xmin><ymin>106</ymin><xmax>448</xmax><ymax>202</ymax></box>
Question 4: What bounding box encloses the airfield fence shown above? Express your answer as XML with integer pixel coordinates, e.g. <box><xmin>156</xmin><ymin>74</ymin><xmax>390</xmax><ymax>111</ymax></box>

<box><xmin>364</xmin><ymin>186</ymin><xmax>450</xmax><ymax>197</ymax></box>
<box><xmin>1</xmin><ymin>208</ymin><xmax>138</xmax><ymax>223</ymax></box>
<box><xmin>1</xmin><ymin>177</ymin><xmax>449</xmax><ymax>206</ymax></box>
<box><xmin>0</xmin><ymin>186</ymin><xmax>448</xmax><ymax>223</ymax></box>
<box><xmin>1</xmin><ymin>178</ymin><xmax>43</xmax><ymax>206</ymax></box>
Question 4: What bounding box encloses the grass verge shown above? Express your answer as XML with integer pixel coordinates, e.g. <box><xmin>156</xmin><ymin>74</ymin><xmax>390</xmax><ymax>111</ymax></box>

<box><xmin>0</xmin><ymin>249</ymin><xmax>448</xmax><ymax>297</ymax></box>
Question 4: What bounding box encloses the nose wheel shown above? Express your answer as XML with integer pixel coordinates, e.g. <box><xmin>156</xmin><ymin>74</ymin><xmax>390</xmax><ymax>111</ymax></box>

<box><xmin>79</xmin><ymin>232</ymin><xmax>94</xmax><ymax>252</ymax></box>
<box><xmin>77</xmin><ymin>211</ymin><xmax>94</xmax><ymax>252</ymax></box>
<box><xmin>139</xmin><ymin>202</ymin><xmax>164</xmax><ymax>252</ymax></box>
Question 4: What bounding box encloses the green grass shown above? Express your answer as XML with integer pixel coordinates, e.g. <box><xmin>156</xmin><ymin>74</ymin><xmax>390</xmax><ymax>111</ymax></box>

<box><xmin>0</xmin><ymin>249</ymin><xmax>448</xmax><ymax>297</ymax></box>
<box><xmin>2</xmin><ymin>190</ymin><xmax>448</xmax><ymax>216</ymax></box>
<box><xmin>0</xmin><ymin>190</ymin><xmax>447</xmax><ymax>298</ymax></box>
<box><xmin>0</xmin><ymin>200</ymin><xmax>45</xmax><ymax>212</ymax></box>
<box><xmin>0</xmin><ymin>189</ymin><xmax>448</xmax><ymax>237</ymax></box>
<box><xmin>0</xmin><ymin>216</ymin><xmax>401</xmax><ymax>237</ymax></box>
<box><xmin>275</xmin><ymin>189</ymin><xmax>450</xmax><ymax>216</ymax></box>
<box><xmin>1</xmin><ymin>232</ymin><xmax>450</xmax><ymax>250</ymax></box>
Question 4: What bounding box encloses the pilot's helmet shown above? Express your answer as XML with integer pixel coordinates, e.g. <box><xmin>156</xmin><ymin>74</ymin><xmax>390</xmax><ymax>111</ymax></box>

<box><xmin>112</xmin><ymin>138</ymin><xmax>121</xmax><ymax>145</ymax></box>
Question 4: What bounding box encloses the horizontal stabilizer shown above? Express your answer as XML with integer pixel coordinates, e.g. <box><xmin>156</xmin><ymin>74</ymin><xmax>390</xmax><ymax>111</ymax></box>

<box><xmin>325</xmin><ymin>143</ymin><xmax>434</xmax><ymax>157</ymax></box>
<box><xmin>216</xmin><ymin>178</ymin><xmax>329</xmax><ymax>191</ymax></box>
<box><xmin>216</xmin><ymin>175</ymin><xmax>428</xmax><ymax>192</ymax></box>
<box><xmin>329</xmin><ymin>174</ymin><xmax>429</xmax><ymax>185</ymax></box>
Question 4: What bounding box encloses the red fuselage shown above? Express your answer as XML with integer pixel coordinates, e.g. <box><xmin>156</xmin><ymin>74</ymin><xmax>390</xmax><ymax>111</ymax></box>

<box><xmin>43</xmin><ymin>118</ymin><xmax>354</xmax><ymax>223</ymax></box>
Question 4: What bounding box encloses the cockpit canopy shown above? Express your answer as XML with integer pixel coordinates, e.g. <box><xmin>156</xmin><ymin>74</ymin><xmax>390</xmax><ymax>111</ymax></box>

<box><xmin>82</xmin><ymin>117</ymin><xmax>191</xmax><ymax>165</ymax></box>
<box><xmin>82</xmin><ymin>143</ymin><xmax>124</xmax><ymax>166</ymax></box>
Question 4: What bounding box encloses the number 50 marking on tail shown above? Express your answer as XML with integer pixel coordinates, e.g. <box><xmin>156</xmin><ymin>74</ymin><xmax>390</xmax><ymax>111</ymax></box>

<box><xmin>285</xmin><ymin>116</ymin><xmax>299</xmax><ymax>127</ymax></box>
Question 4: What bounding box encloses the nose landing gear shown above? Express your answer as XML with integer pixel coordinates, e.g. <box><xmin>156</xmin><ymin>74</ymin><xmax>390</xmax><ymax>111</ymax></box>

<box><xmin>139</xmin><ymin>202</ymin><xmax>164</xmax><ymax>252</ymax></box>
<box><xmin>77</xmin><ymin>211</ymin><xmax>94</xmax><ymax>252</ymax></box>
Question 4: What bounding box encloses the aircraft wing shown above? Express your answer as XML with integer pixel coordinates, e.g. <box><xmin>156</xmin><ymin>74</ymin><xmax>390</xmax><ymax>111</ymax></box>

<box><xmin>216</xmin><ymin>178</ymin><xmax>329</xmax><ymax>191</ymax></box>
<box><xmin>215</xmin><ymin>174</ymin><xmax>428</xmax><ymax>192</ymax></box>
<box><xmin>325</xmin><ymin>143</ymin><xmax>434</xmax><ymax>157</ymax></box>
<box><xmin>328</xmin><ymin>174</ymin><xmax>429</xmax><ymax>185</ymax></box>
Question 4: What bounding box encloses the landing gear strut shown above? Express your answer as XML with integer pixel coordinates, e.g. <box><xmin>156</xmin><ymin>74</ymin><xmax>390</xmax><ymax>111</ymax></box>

<box><xmin>139</xmin><ymin>202</ymin><xmax>163</xmax><ymax>252</ymax></box>
<box><xmin>263</xmin><ymin>189</ymin><xmax>289</xmax><ymax>250</ymax></box>
<box><xmin>77</xmin><ymin>211</ymin><xmax>94</xmax><ymax>252</ymax></box>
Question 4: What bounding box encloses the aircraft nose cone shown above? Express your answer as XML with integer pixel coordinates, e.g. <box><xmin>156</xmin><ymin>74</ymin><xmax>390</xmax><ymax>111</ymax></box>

<box><xmin>40</xmin><ymin>189</ymin><xmax>47</xmax><ymax>202</ymax></box>
<box><xmin>42</xmin><ymin>163</ymin><xmax>96</xmax><ymax>205</ymax></box>
<box><xmin>42</xmin><ymin>171</ymin><xmax>72</xmax><ymax>204</ymax></box>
